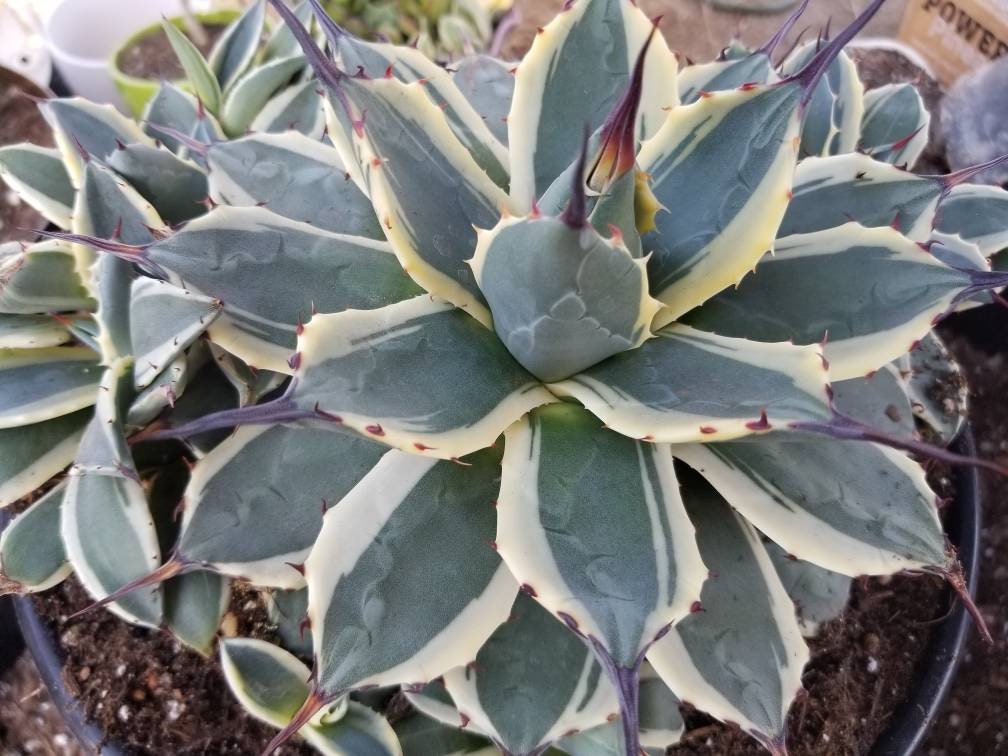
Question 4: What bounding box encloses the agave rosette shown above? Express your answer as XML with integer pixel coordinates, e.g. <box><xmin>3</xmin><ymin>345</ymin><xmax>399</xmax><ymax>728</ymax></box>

<box><xmin>1</xmin><ymin>0</ymin><xmax>1007</xmax><ymax>754</ymax></box>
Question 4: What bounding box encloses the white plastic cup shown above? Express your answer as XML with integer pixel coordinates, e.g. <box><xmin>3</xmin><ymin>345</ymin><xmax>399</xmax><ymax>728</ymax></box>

<box><xmin>44</xmin><ymin>0</ymin><xmax>184</xmax><ymax>110</ymax></box>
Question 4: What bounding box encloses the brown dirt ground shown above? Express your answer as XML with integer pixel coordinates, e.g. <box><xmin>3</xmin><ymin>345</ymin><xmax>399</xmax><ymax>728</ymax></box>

<box><xmin>0</xmin><ymin>81</ymin><xmax>52</xmax><ymax>245</ymax></box>
<box><xmin>502</xmin><ymin>0</ymin><xmax>906</xmax><ymax>62</ymax></box>
<box><xmin>116</xmin><ymin>24</ymin><xmax>228</xmax><ymax>82</ymax></box>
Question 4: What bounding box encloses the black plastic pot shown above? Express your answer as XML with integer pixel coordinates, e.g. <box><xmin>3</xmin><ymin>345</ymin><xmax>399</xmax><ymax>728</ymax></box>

<box><xmin>871</xmin><ymin>431</ymin><xmax>982</xmax><ymax>755</ymax></box>
<box><xmin>5</xmin><ymin>433</ymin><xmax>983</xmax><ymax>756</ymax></box>
<box><xmin>14</xmin><ymin>592</ymin><xmax>126</xmax><ymax>755</ymax></box>
<box><xmin>0</xmin><ymin>596</ymin><xmax>24</xmax><ymax>672</ymax></box>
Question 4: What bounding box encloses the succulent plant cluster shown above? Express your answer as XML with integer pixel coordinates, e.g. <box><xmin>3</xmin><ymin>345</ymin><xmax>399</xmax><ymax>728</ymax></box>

<box><xmin>2</xmin><ymin>0</ymin><xmax>1008</xmax><ymax>754</ymax></box>
<box><xmin>324</xmin><ymin>0</ymin><xmax>513</xmax><ymax>60</ymax></box>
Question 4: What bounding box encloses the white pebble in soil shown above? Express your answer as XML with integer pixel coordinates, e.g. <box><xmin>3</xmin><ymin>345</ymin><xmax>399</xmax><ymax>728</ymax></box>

<box><xmin>117</xmin><ymin>704</ymin><xmax>131</xmax><ymax>723</ymax></box>
<box><xmin>166</xmin><ymin>698</ymin><xmax>184</xmax><ymax>722</ymax></box>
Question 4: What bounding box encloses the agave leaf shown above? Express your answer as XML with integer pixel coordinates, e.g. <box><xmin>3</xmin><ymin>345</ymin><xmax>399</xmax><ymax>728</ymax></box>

<box><xmin>672</xmin><ymin>437</ymin><xmax>946</xmax><ymax>577</ymax></box>
<box><xmin>117</xmin><ymin>206</ymin><xmax>419</xmax><ymax>373</ymax></box>
<box><xmin>288</xmin><ymin>296</ymin><xmax>554</xmax><ymax>459</ymax></box>
<box><xmin>39</xmin><ymin>98</ymin><xmax>154</xmax><ymax>185</ymax></box>
<box><xmin>263</xmin><ymin>0</ymin><xmax>313</xmax><ymax>60</ymax></box>
<box><xmin>161</xmin><ymin>20</ymin><xmax>224</xmax><ymax>115</ymax></box>
<box><xmin>935</xmin><ymin>183</ymin><xmax>1008</xmax><ymax>258</ymax></box>
<box><xmin>403</xmin><ymin>680</ymin><xmax>467</xmax><ymax>731</ymax></box>
<box><xmin>209</xmin><ymin>0</ymin><xmax>267</xmax><ymax>93</ymax></box>
<box><xmin>306</xmin><ymin>702</ymin><xmax>403</xmax><ymax>755</ymax></box>
<box><xmin>325</xmin><ymin>73</ymin><xmax>512</xmax><ymax>324</ymax></box>
<box><xmin>928</xmin><ymin>233</ymin><xmax>994</xmax><ymax>313</ymax></box>
<box><xmin>207</xmin><ymin>343</ymin><xmax>286</xmax><ymax>408</ymax></box>
<box><xmin>497</xmin><ymin>404</ymin><xmax>706</xmax><ymax>663</ymax></box>
<box><xmin>250</xmin><ymin>77</ymin><xmax>327</xmax><ymax>139</ymax></box>
<box><xmin>72</xmin><ymin>361</ymin><xmax>135</xmax><ymax>474</ymax></box>
<box><xmin>266</xmin><ymin>587</ymin><xmax>313</xmax><ymax>658</ymax></box>
<box><xmin>0</xmin><ymin>144</ymin><xmax>75</xmax><ymax>227</ymax></box>
<box><xmin>780</xmin><ymin>41</ymin><xmax>864</xmax><ymax>158</ymax></box>
<box><xmin>394</xmin><ymin>713</ymin><xmax>494</xmax><ymax>756</ymax></box>
<box><xmin>831</xmin><ymin>364</ymin><xmax>916</xmax><ymax>438</ymax></box>
<box><xmin>765</xmin><ymin>543</ymin><xmax>852</xmax><ymax>638</ymax></box>
<box><xmin>0</xmin><ymin>482</ymin><xmax>71</xmax><ymax>594</ymax></box>
<box><xmin>0</xmin><ymin>408</ymin><xmax>90</xmax><ymax>508</ymax></box>
<box><xmin>0</xmin><ymin>241</ymin><xmax>94</xmax><ymax>315</ymax></box>
<box><xmin>221</xmin><ymin>637</ymin><xmax>333</xmax><ymax>730</ymax></box>
<box><xmin>106</xmin><ymin>143</ymin><xmax>209</xmax><ymax>225</ymax></box>
<box><xmin>930</xmin><ymin>232</ymin><xmax>989</xmax><ymax>273</ymax></box>
<box><xmin>220</xmin><ymin>55</ymin><xmax>307</xmax><ymax>137</ymax></box>
<box><xmin>0</xmin><ymin>348</ymin><xmax>100</xmax><ymax>429</ymax></box>
<box><xmin>222</xmin><ymin>638</ymin><xmax>402</xmax><ymax>755</ymax></box>
<box><xmin>162</xmin><ymin>357</ymin><xmax>240</xmax><ymax>456</ymax></box>
<box><xmin>130</xmin><ymin>278</ymin><xmax>222</xmax><ymax>389</ymax></box>
<box><xmin>648</xmin><ymin>470</ymin><xmax>809</xmax><ymax>755</ymax></box>
<box><xmin>508</xmin><ymin>0</ymin><xmax>678</xmax><ymax>208</ymax></box>
<box><xmin>554</xmin><ymin>724</ymin><xmax>624</xmax><ymax>756</ymax></box>
<box><xmin>206</xmin><ymin>132</ymin><xmax>383</xmax><ymax>239</ymax></box>
<box><xmin>859</xmin><ymin>83</ymin><xmax>930</xmax><ymax>168</ymax></box>
<box><xmin>164</xmin><ymin>570</ymin><xmax>231</xmax><ymax>656</ymax></box>
<box><xmin>176</xmin><ymin>424</ymin><xmax>385</xmax><ymax>587</ymax></box>
<box><xmin>638</xmin><ymin>84</ymin><xmax>801</xmax><ymax>319</ymax></box>
<box><xmin>62</xmin><ymin>358</ymin><xmax>163</xmax><ymax>627</ymax></box>
<box><xmin>677</xmin><ymin>52</ymin><xmax>776</xmax><ymax>105</ymax></box>
<box><xmin>0</xmin><ymin>314</ymin><xmax>69</xmax><ymax>349</ymax></box>
<box><xmin>497</xmin><ymin>404</ymin><xmax>705</xmax><ymax>750</ymax></box>
<box><xmin>636</xmin><ymin>668</ymin><xmax>686</xmax><ymax>752</ymax></box>
<box><xmin>65</xmin><ymin>317</ymin><xmax>100</xmax><ymax>352</ymax></box>
<box><xmin>675</xmin><ymin>3</ymin><xmax>808</xmax><ymax>105</ymax></box>
<box><xmin>683</xmin><ymin>223</ymin><xmax>995</xmax><ymax>380</ymax></box>
<box><xmin>779</xmin><ymin>153</ymin><xmax>942</xmax><ymax>240</ymax></box>
<box><xmin>75</xmin><ymin>161</ymin><xmax>167</xmax><ymax>363</ymax></box>
<box><xmin>126</xmin><ymin>352</ymin><xmax>189</xmax><ymax>430</ymax></box>
<box><xmin>301</xmin><ymin>448</ymin><xmax>516</xmax><ymax>708</ymax></box>
<box><xmin>898</xmin><ymin>332</ymin><xmax>968</xmax><ymax>446</ymax></box>
<box><xmin>313</xmin><ymin>8</ymin><xmax>510</xmax><ymax>189</ymax></box>
<box><xmin>442</xmin><ymin>593</ymin><xmax>618</xmax><ymax>754</ymax></box>
<box><xmin>451</xmin><ymin>55</ymin><xmax>514</xmax><ymax>146</ymax></box>
<box><xmin>588</xmin><ymin>170</ymin><xmax>644</xmax><ymax>259</ymax></box>
<box><xmin>556</xmin><ymin>667</ymin><xmax>684</xmax><ymax>755</ymax></box>
<box><xmin>549</xmin><ymin>325</ymin><xmax>830</xmax><ymax>443</ymax></box>
<box><xmin>470</xmin><ymin>215</ymin><xmax>660</xmax><ymax>382</ymax></box>
<box><xmin>143</xmin><ymin>84</ymin><xmax>225</xmax><ymax>155</ymax></box>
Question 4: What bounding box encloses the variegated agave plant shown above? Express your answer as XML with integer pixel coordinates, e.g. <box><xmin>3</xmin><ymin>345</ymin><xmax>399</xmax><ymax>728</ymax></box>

<box><xmin>2</xmin><ymin>0</ymin><xmax>1008</xmax><ymax>754</ymax></box>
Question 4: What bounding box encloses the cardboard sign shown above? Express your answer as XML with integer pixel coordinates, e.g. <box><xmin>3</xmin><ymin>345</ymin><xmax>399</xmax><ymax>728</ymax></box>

<box><xmin>898</xmin><ymin>0</ymin><xmax>1008</xmax><ymax>85</ymax></box>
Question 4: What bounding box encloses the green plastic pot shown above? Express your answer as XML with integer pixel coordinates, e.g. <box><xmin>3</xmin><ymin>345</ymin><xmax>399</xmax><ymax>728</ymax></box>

<box><xmin>110</xmin><ymin>10</ymin><xmax>239</xmax><ymax>118</ymax></box>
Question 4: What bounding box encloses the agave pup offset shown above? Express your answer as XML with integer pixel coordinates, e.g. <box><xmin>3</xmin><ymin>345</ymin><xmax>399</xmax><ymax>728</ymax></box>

<box><xmin>2</xmin><ymin>0</ymin><xmax>1008</xmax><ymax>754</ymax></box>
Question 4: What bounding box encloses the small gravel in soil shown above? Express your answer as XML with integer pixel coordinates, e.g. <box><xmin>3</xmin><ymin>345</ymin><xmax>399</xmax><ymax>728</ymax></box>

<box><xmin>923</xmin><ymin>323</ymin><xmax>1008</xmax><ymax>756</ymax></box>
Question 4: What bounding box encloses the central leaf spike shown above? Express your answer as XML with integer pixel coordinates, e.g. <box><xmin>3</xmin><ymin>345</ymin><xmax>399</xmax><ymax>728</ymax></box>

<box><xmin>265</xmin><ymin>0</ymin><xmax>356</xmax><ymax>121</ymax></box>
<box><xmin>782</xmin><ymin>0</ymin><xmax>887</xmax><ymax>105</ymax></box>
<box><xmin>587</xmin><ymin>20</ymin><xmax>660</xmax><ymax>193</ymax></box>
<box><xmin>561</xmin><ymin>126</ymin><xmax>591</xmax><ymax>229</ymax></box>
<box><xmin>756</xmin><ymin>0</ymin><xmax>812</xmax><ymax>59</ymax></box>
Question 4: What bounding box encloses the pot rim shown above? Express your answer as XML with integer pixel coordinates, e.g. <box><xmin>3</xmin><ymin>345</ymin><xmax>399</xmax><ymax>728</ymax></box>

<box><xmin>0</xmin><ymin>63</ymin><xmax>56</xmax><ymax>101</ymax></box>
<box><xmin>5</xmin><ymin>430</ymin><xmax>984</xmax><ymax>755</ymax></box>
<box><xmin>109</xmin><ymin>10</ymin><xmax>241</xmax><ymax>90</ymax></box>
